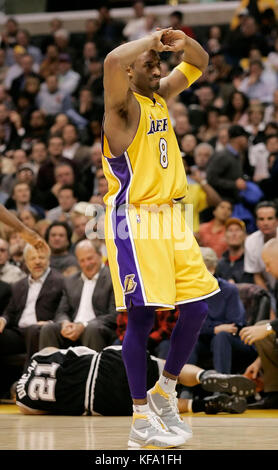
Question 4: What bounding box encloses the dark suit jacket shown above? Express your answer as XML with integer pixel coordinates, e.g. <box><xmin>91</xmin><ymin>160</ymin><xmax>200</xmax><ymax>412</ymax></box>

<box><xmin>55</xmin><ymin>266</ymin><xmax>117</xmax><ymax>330</ymax></box>
<box><xmin>0</xmin><ymin>280</ymin><xmax>12</xmax><ymax>316</ymax></box>
<box><xmin>10</xmin><ymin>72</ymin><xmax>42</xmax><ymax>103</ymax></box>
<box><xmin>3</xmin><ymin>269</ymin><xmax>65</xmax><ymax>328</ymax></box>
<box><xmin>207</xmin><ymin>147</ymin><xmax>243</xmax><ymax>203</ymax></box>
<box><xmin>200</xmin><ymin>277</ymin><xmax>246</xmax><ymax>336</ymax></box>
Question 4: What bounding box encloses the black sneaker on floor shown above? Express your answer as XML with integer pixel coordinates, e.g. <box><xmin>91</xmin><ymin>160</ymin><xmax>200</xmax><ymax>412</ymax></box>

<box><xmin>247</xmin><ymin>392</ymin><xmax>278</xmax><ymax>409</ymax></box>
<box><xmin>204</xmin><ymin>393</ymin><xmax>247</xmax><ymax>414</ymax></box>
<box><xmin>200</xmin><ymin>370</ymin><xmax>255</xmax><ymax>397</ymax></box>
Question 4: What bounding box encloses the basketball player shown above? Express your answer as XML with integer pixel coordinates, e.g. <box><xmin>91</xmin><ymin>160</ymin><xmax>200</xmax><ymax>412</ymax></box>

<box><xmin>0</xmin><ymin>204</ymin><xmax>49</xmax><ymax>253</ymax></box>
<box><xmin>102</xmin><ymin>28</ymin><xmax>220</xmax><ymax>448</ymax></box>
<box><xmin>16</xmin><ymin>345</ymin><xmax>255</xmax><ymax>417</ymax></box>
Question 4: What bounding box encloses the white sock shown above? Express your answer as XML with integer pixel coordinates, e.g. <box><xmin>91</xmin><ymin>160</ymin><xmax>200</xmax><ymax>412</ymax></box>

<box><xmin>158</xmin><ymin>374</ymin><xmax>177</xmax><ymax>394</ymax></box>
<box><xmin>133</xmin><ymin>403</ymin><xmax>150</xmax><ymax>415</ymax></box>
<box><xmin>187</xmin><ymin>399</ymin><xmax>193</xmax><ymax>412</ymax></box>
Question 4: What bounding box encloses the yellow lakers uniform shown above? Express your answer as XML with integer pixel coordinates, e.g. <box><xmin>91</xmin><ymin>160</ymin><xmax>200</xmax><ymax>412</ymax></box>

<box><xmin>102</xmin><ymin>91</ymin><xmax>219</xmax><ymax>311</ymax></box>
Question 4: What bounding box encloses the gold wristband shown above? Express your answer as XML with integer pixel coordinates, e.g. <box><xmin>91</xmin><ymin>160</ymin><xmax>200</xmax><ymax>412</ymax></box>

<box><xmin>175</xmin><ymin>62</ymin><xmax>202</xmax><ymax>88</ymax></box>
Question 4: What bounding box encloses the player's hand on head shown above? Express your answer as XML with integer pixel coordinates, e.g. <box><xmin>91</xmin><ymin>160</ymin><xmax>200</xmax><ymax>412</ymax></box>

<box><xmin>160</xmin><ymin>29</ymin><xmax>187</xmax><ymax>52</ymax></box>
<box><xmin>150</xmin><ymin>28</ymin><xmax>173</xmax><ymax>52</ymax></box>
<box><xmin>21</xmin><ymin>228</ymin><xmax>50</xmax><ymax>256</ymax></box>
<box><xmin>34</xmin><ymin>238</ymin><xmax>50</xmax><ymax>256</ymax></box>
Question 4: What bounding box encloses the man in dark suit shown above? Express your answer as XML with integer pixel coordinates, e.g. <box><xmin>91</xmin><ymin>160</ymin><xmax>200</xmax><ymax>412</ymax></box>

<box><xmin>0</xmin><ymin>244</ymin><xmax>64</xmax><ymax>362</ymax></box>
<box><xmin>39</xmin><ymin>239</ymin><xmax>118</xmax><ymax>351</ymax></box>
<box><xmin>10</xmin><ymin>53</ymin><xmax>41</xmax><ymax>103</ymax></box>
<box><xmin>188</xmin><ymin>247</ymin><xmax>257</xmax><ymax>374</ymax></box>
<box><xmin>0</xmin><ymin>280</ymin><xmax>12</xmax><ymax>315</ymax></box>
<box><xmin>206</xmin><ymin>125</ymin><xmax>250</xmax><ymax>204</ymax></box>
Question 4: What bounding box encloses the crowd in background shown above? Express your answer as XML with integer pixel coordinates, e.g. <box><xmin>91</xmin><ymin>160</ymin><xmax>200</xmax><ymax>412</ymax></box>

<box><xmin>0</xmin><ymin>0</ymin><xmax>278</xmax><ymax>404</ymax></box>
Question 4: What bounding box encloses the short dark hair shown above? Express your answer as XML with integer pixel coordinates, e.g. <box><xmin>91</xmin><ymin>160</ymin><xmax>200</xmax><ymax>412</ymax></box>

<box><xmin>170</xmin><ymin>10</ymin><xmax>183</xmax><ymax>21</ymax></box>
<box><xmin>255</xmin><ymin>201</ymin><xmax>278</xmax><ymax>218</ymax></box>
<box><xmin>249</xmin><ymin>59</ymin><xmax>264</xmax><ymax>69</ymax></box>
<box><xmin>228</xmin><ymin>124</ymin><xmax>249</xmax><ymax>139</ymax></box>
<box><xmin>18</xmin><ymin>28</ymin><xmax>30</xmax><ymax>40</ymax></box>
<box><xmin>54</xmin><ymin>162</ymin><xmax>75</xmax><ymax>175</ymax></box>
<box><xmin>48</xmin><ymin>135</ymin><xmax>64</xmax><ymax>143</ymax></box>
<box><xmin>58</xmin><ymin>184</ymin><xmax>77</xmax><ymax>198</ymax></box>
<box><xmin>45</xmin><ymin>221</ymin><xmax>72</xmax><ymax>246</ymax></box>
<box><xmin>265</xmin><ymin>133</ymin><xmax>278</xmax><ymax>143</ymax></box>
<box><xmin>7</xmin><ymin>17</ymin><xmax>18</xmax><ymax>25</ymax></box>
<box><xmin>12</xmin><ymin>180</ymin><xmax>31</xmax><ymax>196</ymax></box>
<box><xmin>216</xmin><ymin>199</ymin><xmax>233</xmax><ymax>209</ymax></box>
<box><xmin>98</xmin><ymin>3</ymin><xmax>110</xmax><ymax>10</ymax></box>
<box><xmin>265</xmin><ymin>122</ymin><xmax>278</xmax><ymax>132</ymax></box>
<box><xmin>63</xmin><ymin>123</ymin><xmax>79</xmax><ymax>137</ymax></box>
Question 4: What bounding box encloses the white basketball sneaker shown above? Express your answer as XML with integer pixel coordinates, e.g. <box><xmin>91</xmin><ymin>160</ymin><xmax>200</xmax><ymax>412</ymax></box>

<box><xmin>147</xmin><ymin>382</ymin><xmax>192</xmax><ymax>440</ymax></box>
<box><xmin>128</xmin><ymin>409</ymin><xmax>186</xmax><ymax>449</ymax></box>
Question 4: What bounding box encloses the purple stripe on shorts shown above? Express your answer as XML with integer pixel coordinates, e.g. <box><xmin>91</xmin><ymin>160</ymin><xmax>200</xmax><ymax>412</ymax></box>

<box><xmin>107</xmin><ymin>155</ymin><xmax>145</xmax><ymax>308</ymax></box>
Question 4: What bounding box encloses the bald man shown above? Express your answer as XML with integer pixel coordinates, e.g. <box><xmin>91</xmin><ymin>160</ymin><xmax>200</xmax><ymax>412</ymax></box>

<box><xmin>240</xmin><ymin>238</ymin><xmax>278</xmax><ymax>409</ymax></box>
<box><xmin>39</xmin><ymin>239</ymin><xmax>118</xmax><ymax>351</ymax></box>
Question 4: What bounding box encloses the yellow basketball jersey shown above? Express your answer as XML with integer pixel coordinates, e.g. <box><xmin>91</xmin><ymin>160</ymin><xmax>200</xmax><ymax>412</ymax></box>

<box><xmin>102</xmin><ymin>92</ymin><xmax>188</xmax><ymax>206</ymax></box>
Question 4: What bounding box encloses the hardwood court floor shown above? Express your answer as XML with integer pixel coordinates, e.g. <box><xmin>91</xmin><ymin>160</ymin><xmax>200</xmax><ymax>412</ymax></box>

<box><xmin>1</xmin><ymin>405</ymin><xmax>278</xmax><ymax>450</ymax></box>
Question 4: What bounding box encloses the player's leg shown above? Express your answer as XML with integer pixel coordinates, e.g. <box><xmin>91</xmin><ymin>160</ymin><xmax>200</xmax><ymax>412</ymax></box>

<box><xmin>147</xmin><ymin>300</ymin><xmax>208</xmax><ymax>439</ymax></box>
<box><xmin>178</xmin><ymin>363</ymin><xmax>255</xmax><ymax>396</ymax></box>
<box><xmin>180</xmin><ymin>394</ymin><xmax>248</xmax><ymax>415</ymax></box>
<box><xmin>105</xmin><ymin>206</ymin><xmax>186</xmax><ymax>448</ymax></box>
<box><xmin>165</xmin><ymin>362</ymin><xmax>255</xmax><ymax>415</ymax></box>
<box><xmin>147</xmin><ymin>206</ymin><xmax>219</xmax><ymax>438</ymax></box>
<box><xmin>122</xmin><ymin>304</ymin><xmax>185</xmax><ymax>448</ymax></box>
<box><xmin>121</xmin><ymin>304</ymin><xmax>155</xmax><ymax>402</ymax></box>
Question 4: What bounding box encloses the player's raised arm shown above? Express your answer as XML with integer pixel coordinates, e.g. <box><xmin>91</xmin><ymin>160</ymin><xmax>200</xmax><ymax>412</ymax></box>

<box><xmin>158</xmin><ymin>30</ymin><xmax>209</xmax><ymax>101</ymax></box>
<box><xmin>103</xmin><ymin>28</ymin><xmax>173</xmax><ymax>113</ymax></box>
<box><xmin>0</xmin><ymin>204</ymin><xmax>49</xmax><ymax>254</ymax></box>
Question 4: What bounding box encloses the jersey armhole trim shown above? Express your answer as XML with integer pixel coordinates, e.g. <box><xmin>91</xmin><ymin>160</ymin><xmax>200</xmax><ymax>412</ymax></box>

<box><xmin>101</xmin><ymin>99</ymin><xmax>141</xmax><ymax>159</ymax></box>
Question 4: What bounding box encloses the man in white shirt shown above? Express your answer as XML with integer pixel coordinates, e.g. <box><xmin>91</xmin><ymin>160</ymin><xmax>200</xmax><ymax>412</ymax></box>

<box><xmin>239</xmin><ymin>60</ymin><xmax>276</xmax><ymax>105</ymax></box>
<box><xmin>36</xmin><ymin>74</ymin><xmax>72</xmax><ymax>116</ymax></box>
<box><xmin>57</xmin><ymin>54</ymin><xmax>80</xmax><ymax>95</ymax></box>
<box><xmin>39</xmin><ymin>239</ymin><xmax>118</xmax><ymax>351</ymax></box>
<box><xmin>47</xmin><ymin>185</ymin><xmax>77</xmax><ymax>223</ymax></box>
<box><xmin>248</xmin><ymin>134</ymin><xmax>278</xmax><ymax>182</ymax></box>
<box><xmin>62</xmin><ymin>123</ymin><xmax>91</xmax><ymax>166</ymax></box>
<box><xmin>244</xmin><ymin>201</ymin><xmax>278</xmax><ymax>317</ymax></box>
<box><xmin>0</xmin><ymin>244</ymin><xmax>64</xmax><ymax>362</ymax></box>
<box><xmin>123</xmin><ymin>1</ymin><xmax>146</xmax><ymax>42</ymax></box>
<box><xmin>4</xmin><ymin>45</ymin><xmax>26</xmax><ymax>90</ymax></box>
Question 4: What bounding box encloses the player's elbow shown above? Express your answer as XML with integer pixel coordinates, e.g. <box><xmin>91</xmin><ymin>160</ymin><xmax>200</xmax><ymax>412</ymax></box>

<box><xmin>104</xmin><ymin>52</ymin><xmax>122</xmax><ymax>73</ymax></box>
<box><xmin>199</xmin><ymin>51</ymin><xmax>209</xmax><ymax>74</ymax></box>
